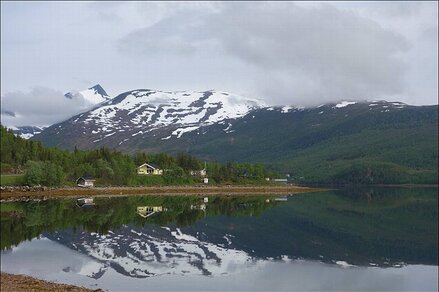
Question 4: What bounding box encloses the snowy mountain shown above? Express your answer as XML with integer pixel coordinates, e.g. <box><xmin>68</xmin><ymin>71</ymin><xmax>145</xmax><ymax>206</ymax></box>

<box><xmin>10</xmin><ymin>125</ymin><xmax>47</xmax><ymax>140</ymax></box>
<box><xmin>33</xmin><ymin>97</ymin><xmax>411</xmax><ymax>151</ymax></box>
<box><xmin>34</xmin><ymin>89</ymin><xmax>266</xmax><ymax>149</ymax></box>
<box><xmin>64</xmin><ymin>84</ymin><xmax>110</xmax><ymax>106</ymax></box>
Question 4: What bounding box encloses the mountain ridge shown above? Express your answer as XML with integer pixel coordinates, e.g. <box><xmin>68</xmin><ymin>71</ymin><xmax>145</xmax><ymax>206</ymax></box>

<box><xmin>31</xmin><ymin>88</ymin><xmax>438</xmax><ymax>184</ymax></box>
<box><xmin>34</xmin><ymin>88</ymin><xmax>266</xmax><ymax>148</ymax></box>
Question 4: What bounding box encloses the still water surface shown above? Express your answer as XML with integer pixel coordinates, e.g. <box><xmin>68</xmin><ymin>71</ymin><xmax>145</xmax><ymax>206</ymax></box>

<box><xmin>1</xmin><ymin>187</ymin><xmax>438</xmax><ymax>291</ymax></box>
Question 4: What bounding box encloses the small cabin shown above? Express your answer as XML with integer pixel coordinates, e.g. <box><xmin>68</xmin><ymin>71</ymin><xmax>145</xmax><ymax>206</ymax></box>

<box><xmin>76</xmin><ymin>197</ymin><xmax>95</xmax><ymax>208</ymax></box>
<box><xmin>191</xmin><ymin>203</ymin><xmax>206</xmax><ymax>211</ymax></box>
<box><xmin>137</xmin><ymin>206</ymin><xmax>166</xmax><ymax>218</ymax></box>
<box><xmin>190</xmin><ymin>169</ymin><xmax>207</xmax><ymax>177</ymax></box>
<box><xmin>137</xmin><ymin>163</ymin><xmax>163</xmax><ymax>175</ymax></box>
<box><xmin>190</xmin><ymin>162</ymin><xmax>207</xmax><ymax>177</ymax></box>
<box><xmin>76</xmin><ymin>176</ymin><xmax>96</xmax><ymax>188</ymax></box>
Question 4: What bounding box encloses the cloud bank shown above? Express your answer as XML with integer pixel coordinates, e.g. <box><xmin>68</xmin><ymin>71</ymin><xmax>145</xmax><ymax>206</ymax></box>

<box><xmin>0</xmin><ymin>87</ymin><xmax>94</xmax><ymax>127</ymax></box>
<box><xmin>118</xmin><ymin>3</ymin><xmax>411</xmax><ymax>106</ymax></box>
<box><xmin>1</xmin><ymin>2</ymin><xmax>437</xmax><ymax>126</ymax></box>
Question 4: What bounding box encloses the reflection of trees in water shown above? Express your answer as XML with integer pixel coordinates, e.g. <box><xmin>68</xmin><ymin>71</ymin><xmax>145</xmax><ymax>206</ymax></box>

<box><xmin>0</xmin><ymin>195</ymin><xmax>276</xmax><ymax>250</ymax></box>
<box><xmin>1</xmin><ymin>188</ymin><xmax>437</xmax><ymax>267</ymax></box>
<box><xmin>340</xmin><ymin>186</ymin><xmax>436</xmax><ymax>200</ymax></box>
<box><xmin>181</xmin><ymin>188</ymin><xmax>437</xmax><ymax>266</ymax></box>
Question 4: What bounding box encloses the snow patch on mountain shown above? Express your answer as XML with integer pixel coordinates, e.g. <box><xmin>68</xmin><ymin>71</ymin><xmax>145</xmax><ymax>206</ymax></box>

<box><xmin>281</xmin><ymin>106</ymin><xmax>293</xmax><ymax>113</ymax></box>
<box><xmin>367</xmin><ymin>100</ymin><xmax>407</xmax><ymax>109</ymax></box>
<box><xmin>334</xmin><ymin>101</ymin><xmax>357</xmax><ymax>108</ymax></box>
<box><xmin>80</xmin><ymin>88</ymin><xmax>109</xmax><ymax>105</ymax></box>
<box><xmin>172</xmin><ymin>126</ymin><xmax>200</xmax><ymax>138</ymax></box>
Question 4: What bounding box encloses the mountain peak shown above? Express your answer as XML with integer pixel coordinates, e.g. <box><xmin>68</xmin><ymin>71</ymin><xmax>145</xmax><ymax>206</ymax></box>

<box><xmin>89</xmin><ymin>84</ymin><xmax>108</xmax><ymax>97</ymax></box>
<box><xmin>63</xmin><ymin>84</ymin><xmax>111</xmax><ymax>106</ymax></box>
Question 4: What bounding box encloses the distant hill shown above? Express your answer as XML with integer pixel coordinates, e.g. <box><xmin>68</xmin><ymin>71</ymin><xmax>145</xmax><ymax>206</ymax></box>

<box><xmin>32</xmin><ymin>89</ymin><xmax>438</xmax><ymax>184</ymax></box>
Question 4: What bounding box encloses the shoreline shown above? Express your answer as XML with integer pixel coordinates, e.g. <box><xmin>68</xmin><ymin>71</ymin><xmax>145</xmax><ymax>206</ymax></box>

<box><xmin>0</xmin><ymin>185</ymin><xmax>323</xmax><ymax>202</ymax></box>
<box><xmin>0</xmin><ymin>272</ymin><xmax>102</xmax><ymax>292</ymax></box>
<box><xmin>303</xmin><ymin>183</ymin><xmax>439</xmax><ymax>188</ymax></box>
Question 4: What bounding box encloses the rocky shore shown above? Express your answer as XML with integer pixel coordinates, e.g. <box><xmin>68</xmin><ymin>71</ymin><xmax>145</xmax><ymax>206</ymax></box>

<box><xmin>0</xmin><ymin>185</ymin><xmax>56</xmax><ymax>192</ymax></box>
<box><xmin>0</xmin><ymin>272</ymin><xmax>102</xmax><ymax>292</ymax></box>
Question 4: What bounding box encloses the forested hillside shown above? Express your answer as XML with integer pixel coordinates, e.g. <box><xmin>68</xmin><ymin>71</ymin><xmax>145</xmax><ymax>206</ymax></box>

<box><xmin>0</xmin><ymin>126</ymin><xmax>273</xmax><ymax>186</ymax></box>
<box><xmin>184</xmin><ymin>103</ymin><xmax>439</xmax><ymax>184</ymax></box>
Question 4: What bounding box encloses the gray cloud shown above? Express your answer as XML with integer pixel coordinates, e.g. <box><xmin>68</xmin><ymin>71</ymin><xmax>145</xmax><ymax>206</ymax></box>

<box><xmin>0</xmin><ymin>87</ymin><xmax>92</xmax><ymax>126</ymax></box>
<box><xmin>118</xmin><ymin>2</ymin><xmax>411</xmax><ymax>106</ymax></box>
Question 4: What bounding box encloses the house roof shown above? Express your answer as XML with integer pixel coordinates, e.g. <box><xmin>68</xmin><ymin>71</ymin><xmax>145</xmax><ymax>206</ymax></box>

<box><xmin>138</xmin><ymin>163</ymin><xmax>161</xmax><ymax>169</ymax></box>
<box><xmin>77</xmin><ymin>176</ymin><xmax>96</xmax><ymax>182</ymax></box>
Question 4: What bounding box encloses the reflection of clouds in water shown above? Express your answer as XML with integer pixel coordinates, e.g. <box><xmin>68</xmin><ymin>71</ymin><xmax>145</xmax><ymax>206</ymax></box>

<box><xmin>1</xmin><ymin>237</ymin><xmax>437</xmax><ymax>291</ymax></box>
<box><xmin>0</xmin><ymin>238</ymin><xmax>100</xmax><ymax>286</ymax></box>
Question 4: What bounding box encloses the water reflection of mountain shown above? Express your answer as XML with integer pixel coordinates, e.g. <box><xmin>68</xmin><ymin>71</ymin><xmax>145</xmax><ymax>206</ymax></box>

<box><xmin>2</xmin><ymin>188</ymin><xmax>438</xmax><ymax>275</ymax></box>
<box><xmin>45</xmin><ymin>226</ymin><xmax>252</xmax><ymax>279</ymax></box>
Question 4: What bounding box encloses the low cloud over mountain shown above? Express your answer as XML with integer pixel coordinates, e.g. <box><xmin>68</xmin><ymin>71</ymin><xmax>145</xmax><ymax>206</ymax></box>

<box><xmin>1</xmin><ymin>85</ymin><xmax>110</xmax><ymax>127</ymax></box>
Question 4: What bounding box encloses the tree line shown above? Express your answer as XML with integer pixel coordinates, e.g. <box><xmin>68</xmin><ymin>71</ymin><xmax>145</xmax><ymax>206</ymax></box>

<box><xmin>1</xmin><ymin>125</ymin><xmax>276</xmax><ymax>186</ymax></box>
<box><xmin>1</xmin><ymin>195</ymin><xmax>276</xmax><ymax>250</ymax></box>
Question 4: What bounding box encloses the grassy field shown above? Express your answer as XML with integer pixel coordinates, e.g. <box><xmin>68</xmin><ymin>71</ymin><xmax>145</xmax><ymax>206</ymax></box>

<box><xmin>0</xmin><ymin>175</ymin><xmax>24</xmax><ymax>186</ymax></box>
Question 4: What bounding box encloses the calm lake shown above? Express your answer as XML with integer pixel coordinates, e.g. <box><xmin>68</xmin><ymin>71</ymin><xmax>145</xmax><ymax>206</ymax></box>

<box><xmin>1</xmin><ymin>187</ymin><xmax>438</xmax><ymax>291</ymax></box>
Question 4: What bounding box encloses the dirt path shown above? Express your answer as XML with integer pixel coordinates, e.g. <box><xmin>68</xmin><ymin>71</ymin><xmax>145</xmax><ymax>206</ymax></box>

<box><xmin>0</xmin><ymin>273</ymin><xmax>102</xmax><ymax>292</ymax></box>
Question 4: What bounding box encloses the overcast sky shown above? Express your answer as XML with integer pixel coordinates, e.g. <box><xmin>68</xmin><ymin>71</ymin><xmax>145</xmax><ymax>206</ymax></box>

<box><xmin>1</xmin><ymin>1</ymin><xmax>438</xmax><ymax>127</ymax></box>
